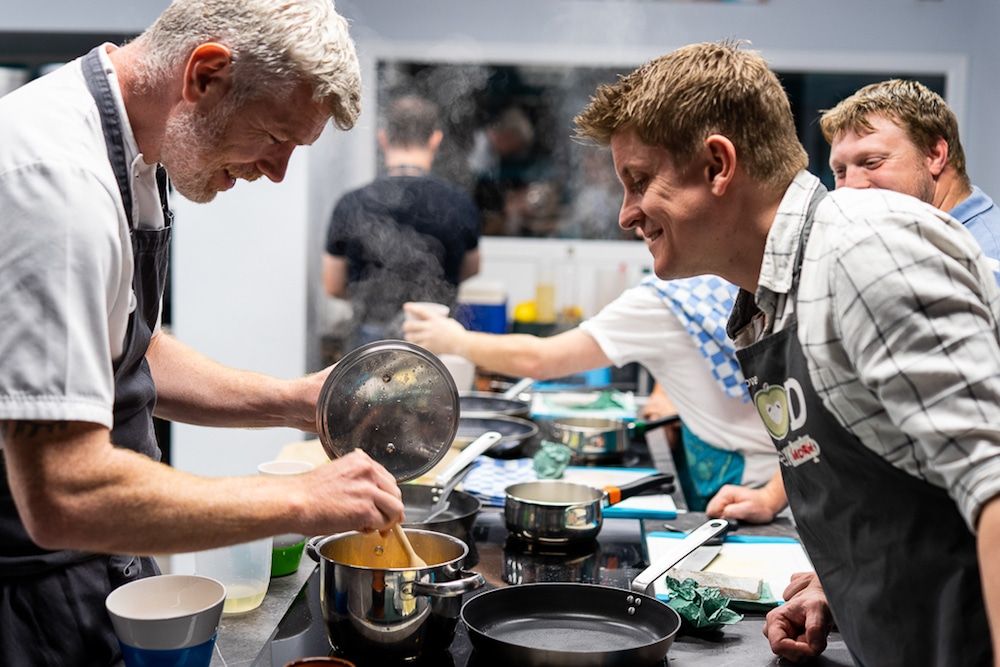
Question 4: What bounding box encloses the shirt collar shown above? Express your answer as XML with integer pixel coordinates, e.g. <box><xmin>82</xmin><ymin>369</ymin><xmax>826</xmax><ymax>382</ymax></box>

<box><xmin>95</xmin><ymin>44</ymin><xmax>154</xmax><ymax>178</ymax></box>
<box><xmin>756</xmin><ymin>170</ymin><xmax>824</xmax><ymax>298</ymax></box>
<box><xmin>948</xmin><ymin>185</ymin><xmax>994</xmax><ymax>225</ymax></box>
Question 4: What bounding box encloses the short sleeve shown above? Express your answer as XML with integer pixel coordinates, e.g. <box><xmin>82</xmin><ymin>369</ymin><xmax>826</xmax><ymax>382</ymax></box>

<box><xmin>579</xmin><ymin>285</ymin><xmax>686</xmax><ymax>367</ymax></box>
<box><xmin>325</xmin><ymin>193</ymin><xmax>356</xmax><ymax>257</ymax></box>
<box><xmin>0</xmin><ymin>162</ymin><xmax>124</xmax><ymax>427</ymax></box>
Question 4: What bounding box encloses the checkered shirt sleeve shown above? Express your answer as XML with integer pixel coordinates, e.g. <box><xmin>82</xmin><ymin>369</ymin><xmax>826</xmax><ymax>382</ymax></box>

<box><xmin>796</xmin><ymin>187</ymin><xmax>1000</xmax><ymax>530</ymax></box>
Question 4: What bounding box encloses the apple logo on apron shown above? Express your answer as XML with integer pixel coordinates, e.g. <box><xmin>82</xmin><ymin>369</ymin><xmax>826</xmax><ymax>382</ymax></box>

<box><xmin>752</xmin><ymin>379</ymin><xmax>807</xmax><ymax>441</ymax></box>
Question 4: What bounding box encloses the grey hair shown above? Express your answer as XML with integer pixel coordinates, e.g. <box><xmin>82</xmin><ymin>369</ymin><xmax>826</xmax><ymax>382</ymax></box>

<box><xmin>132</xmin><ymin>0</ymin><xmax>361</xmax><ymax>130</ymax></box>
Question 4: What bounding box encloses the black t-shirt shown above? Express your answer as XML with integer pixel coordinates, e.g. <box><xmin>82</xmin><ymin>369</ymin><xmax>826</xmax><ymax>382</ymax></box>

<box><xmin>325</xmin><ymin>174</ymin><xmax>481</xmax><ymax>324</ymax></box>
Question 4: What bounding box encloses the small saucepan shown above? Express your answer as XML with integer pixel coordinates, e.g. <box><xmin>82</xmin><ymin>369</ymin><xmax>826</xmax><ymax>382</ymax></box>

<box><xmin>307</xmin><ymin>529</ymin><xmax>485</xmax><ymax>662</ymax></box>
<box><xmin>504</xmin><ymin>473</ymin><xmax>674</xmax><ymax>544</ymax></box>
<box><xmin>549</xmin><ymin>415</ymin><xmax>680</xmax><ymax>462</ymax></box>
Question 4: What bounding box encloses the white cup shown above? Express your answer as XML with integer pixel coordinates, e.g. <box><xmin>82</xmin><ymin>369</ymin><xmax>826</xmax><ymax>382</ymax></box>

<box><xmin>405</xmin><ymin>301</ymin><xmax>450</xmax><ymax>321</ymax></box>
<box><xmin>194</xmin><ymin>538</ymin><xmax>272</xmax><ymax>615</ymax></box>
<box><xmin>258</xmin><ymin>460</ymin><xmax>315</xmax><ymax>577</ymax></box>
<box><xmin>439</xmin><ymin>354</ymin><xmax>476</xmax><ymax>391</ymax></box>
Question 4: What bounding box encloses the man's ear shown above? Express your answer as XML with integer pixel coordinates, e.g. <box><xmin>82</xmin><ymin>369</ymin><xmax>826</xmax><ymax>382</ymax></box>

<box><xmin>181</xmin><ymin>43</ymin><xmax>233</xmax><ymax>107</ymax></box>
<box><xmin>427</xmin><ymin>129</ymin><xmax>444</xmax><ymax>153</ymax></box>
<box><xmin>926</xmin><ymin>137</ymin><xmax>949</xmax><ymax>178</ymax></box>
<box><xmin>704</xmin><ymin>134</ymin><xmax>737</xmax><ymax>196</ymax></box>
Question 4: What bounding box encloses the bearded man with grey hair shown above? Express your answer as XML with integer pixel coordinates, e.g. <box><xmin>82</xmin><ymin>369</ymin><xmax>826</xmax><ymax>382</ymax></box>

<box><xmin>0</xmin><ymin>1</ymin><xmax>405</xmax><ymax>661</ymax></box>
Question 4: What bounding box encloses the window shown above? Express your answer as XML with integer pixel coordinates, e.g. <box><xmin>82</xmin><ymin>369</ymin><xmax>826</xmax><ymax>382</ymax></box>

<box><xmin>378</xmin><ymin>60</ymin><xmax>946</xmax><ymax>240</ymax></box>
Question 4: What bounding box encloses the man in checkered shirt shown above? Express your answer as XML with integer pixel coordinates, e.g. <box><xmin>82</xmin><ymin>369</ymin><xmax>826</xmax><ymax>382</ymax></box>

<box><xmin>575</xmin><ymin>41</ymin><xmax>1000</xmax><ymax>667</ymax></box>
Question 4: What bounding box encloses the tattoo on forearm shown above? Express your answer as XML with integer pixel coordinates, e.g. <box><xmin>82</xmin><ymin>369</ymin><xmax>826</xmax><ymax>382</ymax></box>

<box><xmin>1</xmin><ymin>421</ymin><xmax>71</xmax><ymax>441</ymax></box>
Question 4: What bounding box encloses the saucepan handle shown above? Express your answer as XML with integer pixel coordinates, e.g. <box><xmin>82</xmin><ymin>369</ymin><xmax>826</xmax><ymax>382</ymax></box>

<box><xmin>305</xmin><ymin>535</ymin><xmax>326</xmax><ymax>562</ymax></box>
<box><xmin>603</xmin><ymin>472</ymin><xmax>675</xmax><ymax>505</ymax></box>
<box><xmin>409</xmin><ymin>570</ymin><xmax>486</xmax><ymax>598</ymax></box>
<box><xmin>629</xmin><ymin>415</ymin><xmax>681</xmax><ymax>434</ymax></box>
<box><xmin>629</xmin><ymin>518</ymin><xmax>730</xmax><ymax>596</ymax></box>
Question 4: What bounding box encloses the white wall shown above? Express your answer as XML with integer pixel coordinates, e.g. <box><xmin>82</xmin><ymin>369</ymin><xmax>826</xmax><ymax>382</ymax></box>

<box><xmin>4</xmin><ymin>0</ymin><xmax>997</xmax><ymax>478</ymax></box>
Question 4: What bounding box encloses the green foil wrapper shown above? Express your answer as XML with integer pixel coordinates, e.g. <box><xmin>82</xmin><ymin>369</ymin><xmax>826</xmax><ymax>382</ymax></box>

<box><xmin>664</xmin><ymin>576</ymin><xmax>744</xmax><ymax>632</ymax></box>
<box><xmin>532</xmin><ymin>440</ymin><xmax>573</xmax><ymax>479</ymax></box>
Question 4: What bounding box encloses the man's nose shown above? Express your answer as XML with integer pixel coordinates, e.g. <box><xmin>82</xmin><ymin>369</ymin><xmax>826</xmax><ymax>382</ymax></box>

<box><xmin>841</xmin><ymin>167</ymin><xmax>871</xmax><ymax>189</ymax></box>
<box><xmin>619</xmin><ymin>197</ymin><xmax>642</xmax><ymax>230</ymax></box>
<box><xmin>257</xmin><ymin>144</ymin><xmax>295</xmax><ymax>183</ymax></box>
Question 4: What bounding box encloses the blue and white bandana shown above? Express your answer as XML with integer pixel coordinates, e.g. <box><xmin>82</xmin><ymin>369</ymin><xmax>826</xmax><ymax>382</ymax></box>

<box><xmin>642</xmin><ymin>275</ymin><xmax>749</xmax><ymax>402</ymax></box>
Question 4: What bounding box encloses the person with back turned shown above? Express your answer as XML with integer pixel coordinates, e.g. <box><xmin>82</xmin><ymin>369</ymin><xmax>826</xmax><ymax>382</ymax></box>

<box><xmin>0</xmin><ymin>1</ymin><xmax>404</xmax><ymax>663</ymax></box>
<box><xmin>574</xmin><ymin>40</ymin><xmax>1000</xmax><ymax>666</ymax></box>
<box><xmin>323</xmin><ymin>94</ymin><xmax>481</xmax><ymax>350</ymax></box>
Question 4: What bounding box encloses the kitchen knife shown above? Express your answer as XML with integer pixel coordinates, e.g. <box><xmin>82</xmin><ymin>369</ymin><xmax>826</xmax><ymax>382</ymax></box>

<box><xmin>673</xmin><ymin>543</ymin><xmax>722</xmax><ymax>572</ymax></box>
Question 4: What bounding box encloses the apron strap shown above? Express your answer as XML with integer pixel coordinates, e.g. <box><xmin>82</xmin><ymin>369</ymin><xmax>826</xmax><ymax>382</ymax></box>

<box><xmin>82</xmin><ymin>47</ymin><xmax>135</xmax><ymax>230</ymax></box>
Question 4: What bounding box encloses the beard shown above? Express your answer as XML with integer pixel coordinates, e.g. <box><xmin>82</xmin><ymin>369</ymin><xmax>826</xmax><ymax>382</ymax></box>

<box><xmin>160</xmin><ymin>101</ymin><xmax>236</xmax><ymax>204</ymax></box>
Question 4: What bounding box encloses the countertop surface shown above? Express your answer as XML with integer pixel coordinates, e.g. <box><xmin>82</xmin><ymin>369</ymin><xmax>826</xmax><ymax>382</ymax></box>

<box><xmin>211</xmin><ymin>429</ymin><xmax>853</xmax><ymax>666</ymax></box>
<box><xmin>212</xmin><ymin>512</ymin><xmax>853</xmax><ymax>667</ymax></box>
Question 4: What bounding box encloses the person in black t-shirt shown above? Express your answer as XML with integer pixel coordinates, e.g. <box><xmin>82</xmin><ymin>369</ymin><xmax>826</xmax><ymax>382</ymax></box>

<box><xmin>323</xmin><ymin>95</ymin><xmax>481</xmax><ymax>350</ymax></box>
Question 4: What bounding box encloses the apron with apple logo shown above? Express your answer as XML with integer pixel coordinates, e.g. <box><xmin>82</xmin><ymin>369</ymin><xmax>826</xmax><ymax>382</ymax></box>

<box><xmin>733</xmin><ymin>186</ymin><xmax>990</xmax><ymax>666</ymax></box>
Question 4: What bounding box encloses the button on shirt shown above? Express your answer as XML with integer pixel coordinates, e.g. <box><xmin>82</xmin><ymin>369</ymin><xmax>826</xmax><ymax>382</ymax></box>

<box><xmin>731</xmin><ymin>171</ymin><xmax>1000</xmax><ymax>530</ymax></box>
<box><xmin>0</xmin><ymin>44</ymin><xmax>164</xmax><ymax>432</ymax></box>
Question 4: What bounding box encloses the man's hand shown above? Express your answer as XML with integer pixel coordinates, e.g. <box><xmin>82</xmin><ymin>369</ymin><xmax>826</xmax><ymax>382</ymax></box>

<box><xmin>706</xmin><ymin>483</ymin><xmax>784</xmax><ymax>524</ymax></box>
<box><xmin>763</xmin><ymin>572</ymin><xmax>833</xmax><ymax>662</ymax></box>
<box><xmin>783</xmin><ymin>571</ymin><xmax>821</xmax><ymax>600</ymax></box>
<box><xmin>401</xmin><ymin>303</ymin><xmax>467</xmax><ymax>356</ymax></box>
<box><xmin>303</xmin><ymin>450</ymin><xmax>404</xmax><ymax>534</ymax></box>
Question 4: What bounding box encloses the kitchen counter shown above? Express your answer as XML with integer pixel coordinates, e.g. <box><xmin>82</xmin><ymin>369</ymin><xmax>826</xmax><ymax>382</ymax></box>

<box><xmin>209</xmin><ymin>508</ymin><xmax>853</xmax><ymax>667</ymax></box>
<box><xmin>208</xmin><ymin>553</ymin><xmax>315</xmax><ymax>667</ymax></box>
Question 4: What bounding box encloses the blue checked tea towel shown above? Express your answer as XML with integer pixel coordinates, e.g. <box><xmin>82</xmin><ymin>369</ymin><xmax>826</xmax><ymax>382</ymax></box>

<box><xmin>642</xmin><ymin>275</ymin><xmax>748</xmax><ymax>402</ymax></box>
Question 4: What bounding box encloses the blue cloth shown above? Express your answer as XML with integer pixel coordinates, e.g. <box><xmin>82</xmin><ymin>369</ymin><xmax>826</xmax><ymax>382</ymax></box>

<box><xmin>642</xmin><ymin>275</ymin><xmax>749</xmax><ymax>402</ymax></box>
<box><xmin>676</xmin><ymin>422</ymin><xmax>746</xmax><ymax>511</ymax></box>
<box><xmin>949</xmin><ymin>185</ymin><xmax>1000</xmax><ymax>282</ymax></box>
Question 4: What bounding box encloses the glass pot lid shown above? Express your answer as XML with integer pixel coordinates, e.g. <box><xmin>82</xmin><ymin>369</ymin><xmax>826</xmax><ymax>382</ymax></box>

<box><xmin>315</xmin><ymin>340</ymin><xmax>459</xmax><ymax>482</ymax></box>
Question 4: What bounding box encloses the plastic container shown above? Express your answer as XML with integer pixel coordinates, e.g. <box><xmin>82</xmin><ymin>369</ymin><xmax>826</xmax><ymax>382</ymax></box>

<box><xmin>258</xmin><ymin>460</ymin><xmax>315</xmax><ymax>577</ymax></box>
<box><xmin>439</xmin><ymin>354</ymin><xmax>476</xmax><ymax>391</ymax></box>
<box><xmin>194</xmin><ymin>538</ymin><xmax>272</xmax><ymax>614</ymax></box>
<box><xmin>456</xmin><ymin>280</ymin><xmax>507</xmax><ymax>334</ymax></box>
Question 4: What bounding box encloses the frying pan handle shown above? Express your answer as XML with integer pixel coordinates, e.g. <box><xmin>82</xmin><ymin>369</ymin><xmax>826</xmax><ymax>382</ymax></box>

<box><xmin>409</xmin><ymin>570</ymin><xmax>486</xmax><ymax>598</ymax></box>
<box><xmin>603</xmin><ymin>473</ymin><xmax>674</xmax><ymax>505</ymax></box>
<box><xmin>501</xmin><ymin>377</ymin><xmax>535</xmax><ymax>400</ymax></box>
<box><xmin>629</xmin><ymin>518</ymin><xmax>730</xmax><ymax>596</ymax></box>
<box><xmin>433</xmin><ymin>431</ymin><xmax>503</xmax><ymax>489</ymax></box>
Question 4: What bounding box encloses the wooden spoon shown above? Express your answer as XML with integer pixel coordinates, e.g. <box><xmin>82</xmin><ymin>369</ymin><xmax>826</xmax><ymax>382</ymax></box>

<box><xmin>392</xmin><ymin>524</ymin><xmax>427</xmax><ymax>568</ymax></box>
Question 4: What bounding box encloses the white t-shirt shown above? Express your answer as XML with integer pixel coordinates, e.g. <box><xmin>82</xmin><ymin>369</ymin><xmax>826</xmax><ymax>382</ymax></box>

<box><xmin>580</xmin><ymin>284</ymin><xmax>777</xmax><ymax>487</ymax></box>
<box><xmin>0</xmin><ymin>46</ymin><xmax>164</xmax><ymax>432</ymax></box>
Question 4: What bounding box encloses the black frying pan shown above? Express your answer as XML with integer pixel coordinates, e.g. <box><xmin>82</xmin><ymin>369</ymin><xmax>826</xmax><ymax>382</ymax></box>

<box><xmin>459</xmin><ymin>391</ymin><xmax>531</xmax><ymax>419</ymax></box>
<box><xmin>401</xmin><ymin>485</ymin><xmax>481</xmax><ymax>566</ymax></box>
<box><xmin>455</xmin><ymin>415</ymin><xmax>538</xmax><ymax>457</ymax></box>
<box><xmin>460</xmin><ymin>519</ymin><xmax>730</xmax><ymax>667</ymax></box>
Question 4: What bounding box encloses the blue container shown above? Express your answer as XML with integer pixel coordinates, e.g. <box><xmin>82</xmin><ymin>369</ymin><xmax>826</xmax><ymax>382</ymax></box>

<box><xmin>119</xmin><ymin>635</ymin><xmax>216</xmax><ymax>667</ymax></box>
<box><xmin>456</xmin><ymin>302</ymin><xmax>507</xmax><ymax>334</ymax></box>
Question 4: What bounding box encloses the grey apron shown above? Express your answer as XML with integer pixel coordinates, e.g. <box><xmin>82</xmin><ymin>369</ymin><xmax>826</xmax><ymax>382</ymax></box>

<box><xmin>732</xmin><ymin>187</ymin><xmax>991</xmax><ymax>666</ymax></box>
<box><xmin>0</xmin><ymin>47</ymin><xmax>172</xmax><ymax>666</ymax></box>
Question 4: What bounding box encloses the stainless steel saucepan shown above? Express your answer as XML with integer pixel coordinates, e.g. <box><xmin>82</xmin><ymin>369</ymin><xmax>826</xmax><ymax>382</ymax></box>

<box><xmin>549</xmin><ymin>415</ymin><xmax>680</xmax><ymax>462</ymax></box>
<box><xmin>504</xmin><ymin>473</ymin><xmax>674</xmax><ymax>544</ymax></box>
